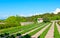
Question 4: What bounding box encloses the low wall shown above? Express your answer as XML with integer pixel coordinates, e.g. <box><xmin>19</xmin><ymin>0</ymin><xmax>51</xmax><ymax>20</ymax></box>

<box><xmin>20</xmin><ymin>22</ymin><xmax>34</xmax><ymax>26</ymax></box>
<box><xmin>0</xmin><ymin>22</ymin><xmax>5</xmax><ymax>24</ymax></box>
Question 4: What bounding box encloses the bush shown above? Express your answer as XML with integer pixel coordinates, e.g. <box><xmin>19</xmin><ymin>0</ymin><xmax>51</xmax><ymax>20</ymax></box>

<box><xmin>22</xmin><ymin>34</ymin><xmax>31</xmax><ymax>38</ymax></box>
<box><xmin>4</xmin><ymin>33</ymin><xmax>9</xmax><ymax>36</ymax></box>
<box><xmin>16</xmin><ymin>33</ymin><xmax>21</xmax><ymax>36</ymax></box>
<box><xmin>6</xmin><ymin>36</ymin><xmax>11</xmax><ymax>38</ymax></box>
<box><xmin>10</xmin><ymin>35</ymin><xmax>15</xmax><ymax>38</ymax></box>
<box><xmin>0</xmin><ymin>23</ymin><xmax>20</xmax><ymax>29</ymax></box>
<box><xmin>57</xmin><ymin>21</ymin><xmax>60</xmax><ymax>25</ymax></box>
<box><xmin>0</xmin><ymin>34</ymin><xmax>5</xmax><ymax>37</ymax></box>
<box><xmin>43</xmin><ymin>17</ymin><xmax>50</xmax><ymax>23</ymax></box>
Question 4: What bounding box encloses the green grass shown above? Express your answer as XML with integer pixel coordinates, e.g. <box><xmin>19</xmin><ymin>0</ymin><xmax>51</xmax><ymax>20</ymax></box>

<box><xmin>20</xmin><ymin>23</ymin><xmax>46</xmax><ymax>34</ymax></box>
<box><xmin>9</xmin><ymin>22</ymin><xmax>46</xmax><ymax>36</ymax></box>
<box><xmin>28</xmin><ymin>22</ymin><xmax>50</xmax><ymax>36</ymax></box>
<box><xmin>0</xmin><ymin>23</ymin><xmax>38</xmax><ymax>34</ymax></box>
<box><xmin>0</xmin><ymin>22</ymin><xmax>50</xmax><ymax>37</ymax></box>
<box><xmin>11</xmin><ymin>23</ymin><xmax>45</xmax><ymax>35</ymax></box>
<box><xmin>54</xmin><ymin>22</ymin><xmax>60</xmax><ymax>38</ymax></box>
<box><xmin>10</xmin><ymin>22</ymin><xmax>49</xmax><ymax>37</ymax></box>
<box><xmin>38</xmin><ymin>23</ymin><xmax>51</xmax><ymax>38</ymax></box>
<box><xmin>0</xmin><ymin>22</ymin><xmax>50</xmax><ymax>38</ymax></box>
<box><xmin>0</xmin><ymin>23</ymin><xmax>44</xmax><ymax>35</ymax></box>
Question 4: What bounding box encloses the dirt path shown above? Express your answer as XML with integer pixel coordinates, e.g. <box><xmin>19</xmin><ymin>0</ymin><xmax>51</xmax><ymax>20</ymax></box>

<box><xmin>56</xmin><ymin>23</ymin><xmax>60</xmax><ymax>33</ymax></box>
<box><xmin>45</xmin><ymin>22</ymin><xmax>54</xmax><ymax>38</ymax></box>
<box><xmin>22</xmin><ymin>23</ymin><xmax>47</xmax><ymax>36</ymax></box>
<box><xmin>31</xmin><ymin>23</ymin><xmax>51</xmax><ymax>38</ymax></box>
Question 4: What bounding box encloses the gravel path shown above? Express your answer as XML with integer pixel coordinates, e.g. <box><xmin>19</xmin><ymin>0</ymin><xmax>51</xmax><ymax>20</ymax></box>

<box><xmin>31</xmin><ymin>23</ymin><xmax>51</xmax><ymax>38</ymax></box>
<box><xmin>56</xmin><ymin>23</ymin><xmax>60</xmax><ymax>33</ymax></box>
<box><xmin>45</xmin><ymin>22</ymin><xmax>54</xmax><ymax>38</ymax></box>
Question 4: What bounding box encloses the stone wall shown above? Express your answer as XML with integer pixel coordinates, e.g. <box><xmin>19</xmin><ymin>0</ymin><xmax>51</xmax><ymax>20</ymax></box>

<box><xmin>20</xmin><ymin>22</ymin><xmax>34</xmax><ymax>26</ymax></box>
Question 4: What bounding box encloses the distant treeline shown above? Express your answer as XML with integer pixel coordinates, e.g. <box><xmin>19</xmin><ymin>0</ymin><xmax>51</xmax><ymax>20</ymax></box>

<box><xmin>0</xmin><ymin>12</ymin><xmax>60</xmax><ymax>29</ymax></box>
<box><xmin>0</xmin><ymin>12</ymin><xmax>60</xmax><ymax>22</ymax></box>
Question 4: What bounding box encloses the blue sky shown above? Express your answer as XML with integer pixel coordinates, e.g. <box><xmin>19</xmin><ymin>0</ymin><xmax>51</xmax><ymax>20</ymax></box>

<box><xmin>0</xmin><ymin>0</ymin><xmax>60</xmax><ymax>19</ymax></box>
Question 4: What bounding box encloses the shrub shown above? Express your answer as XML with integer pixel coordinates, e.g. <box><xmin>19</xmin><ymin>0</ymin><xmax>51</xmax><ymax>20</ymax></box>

<box><xmin>22</xmin><ymin>34</ymin><xmax>31</xmax><ymax>38</ymax></box>
<box><xmin>16</xmin><ymin>33</ymin><xmax>21</xmax><ymax>36</ymax></box>
<box><xmin>43</xmin><ymin>17</ymin><xmax>50</xmax><ymax>23</ymax></box>
<box><xmin>57</xmin><ymin>21</ymin><xmax>60</xmax><ymax>25</ymax></box>
<box><xmin>0</xmin><ymin>34</ymin><xmax>5</xmax><ymax>37</ymax></box>
<box><xmin>4</xmin><ymin>33</ymin><xmax>9</xmax><ymax>36</ymax></box>
<box><xmin>10</xmin><ymin>35</ymin><xmax>15</xmax><ymax>38</ymax></box>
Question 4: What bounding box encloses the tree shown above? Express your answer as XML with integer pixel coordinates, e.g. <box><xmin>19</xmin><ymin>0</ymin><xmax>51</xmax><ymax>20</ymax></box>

<box><xmin>4</xmin><ymin>16</ymin><xmax>20</xmax><ymax>28</ymax></box>
<box><xmin>58</xmin><ymin>12</ymin><xmax>60</xmax><ymax>14</ymax></box>
<box><xmin>33</xmin><ymin>18</ymin><xmax>37</xmax><ymax>23</ymax></box>
<box><xmin>43</xmin><ymin>17</ymin><xmax>50</xmax><ymax>23</ymax></box>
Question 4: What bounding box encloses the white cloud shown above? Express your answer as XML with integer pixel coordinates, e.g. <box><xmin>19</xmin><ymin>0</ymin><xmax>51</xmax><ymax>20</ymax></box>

<box><xmin>19</xmin><ymin>12</ymin><xmax>42</xmax><ymax>17</ymax></box>
<box><xmin>53</xmin><ymin>8</ymin><xmax>60</xmax><ymax>14</ymax></box>
<box><xmin>33</xmin><ymin>12</ymin><xmax>42</xmax><ymax>15</ymax></box>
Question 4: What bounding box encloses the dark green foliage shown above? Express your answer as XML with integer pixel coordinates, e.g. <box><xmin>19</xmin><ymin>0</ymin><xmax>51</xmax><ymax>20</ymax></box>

<box><xmin>57</xmin><ymin>21</ymin><xmax>60</xmax><ymax>25</ymax></box>
<box><xmin>16</xmin><ymin>33</ymin><xmax>21</xmax><ymax>36</ymax></box>
<box><xmin>0</xmin><ymin>23</ymin><xmax>20</xmax><ymax>29</ymax></box>
<box><xmin>0</xmin><ymin>33</ymin><xmax>9</xmax><ymax>38</ymax></box>
<box><xmin>4</xmin><ymin>33</ymin><xmax>9</xmax><ymax>36</ymax></box>
<box><xmin>10</xmin><ymin>35</ymin><xmax>15</xmax><ymax>38</ymax></box>
<box><xmin>33</xmin><ymin>18</ymin><xmax>37</xmax><ymax>23</ymax></box>
<box><xmin>22</xmin><ymin>34</ymin><xmax>31</xmax><ymax>38</ymax></box>
<box><xmin>43</xmin><ymin>17</ymin><xmax>50</xmax><ymax>23</ymax></box>
<box><xmin>0</xmin><ymin>34</ymin><xmax>5</xmax><ymax>37</ymax></box>
<box><xmin>6</xmin><ymin>36</ymin><xmax>11</xmax><ymax>38</ymax></box>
